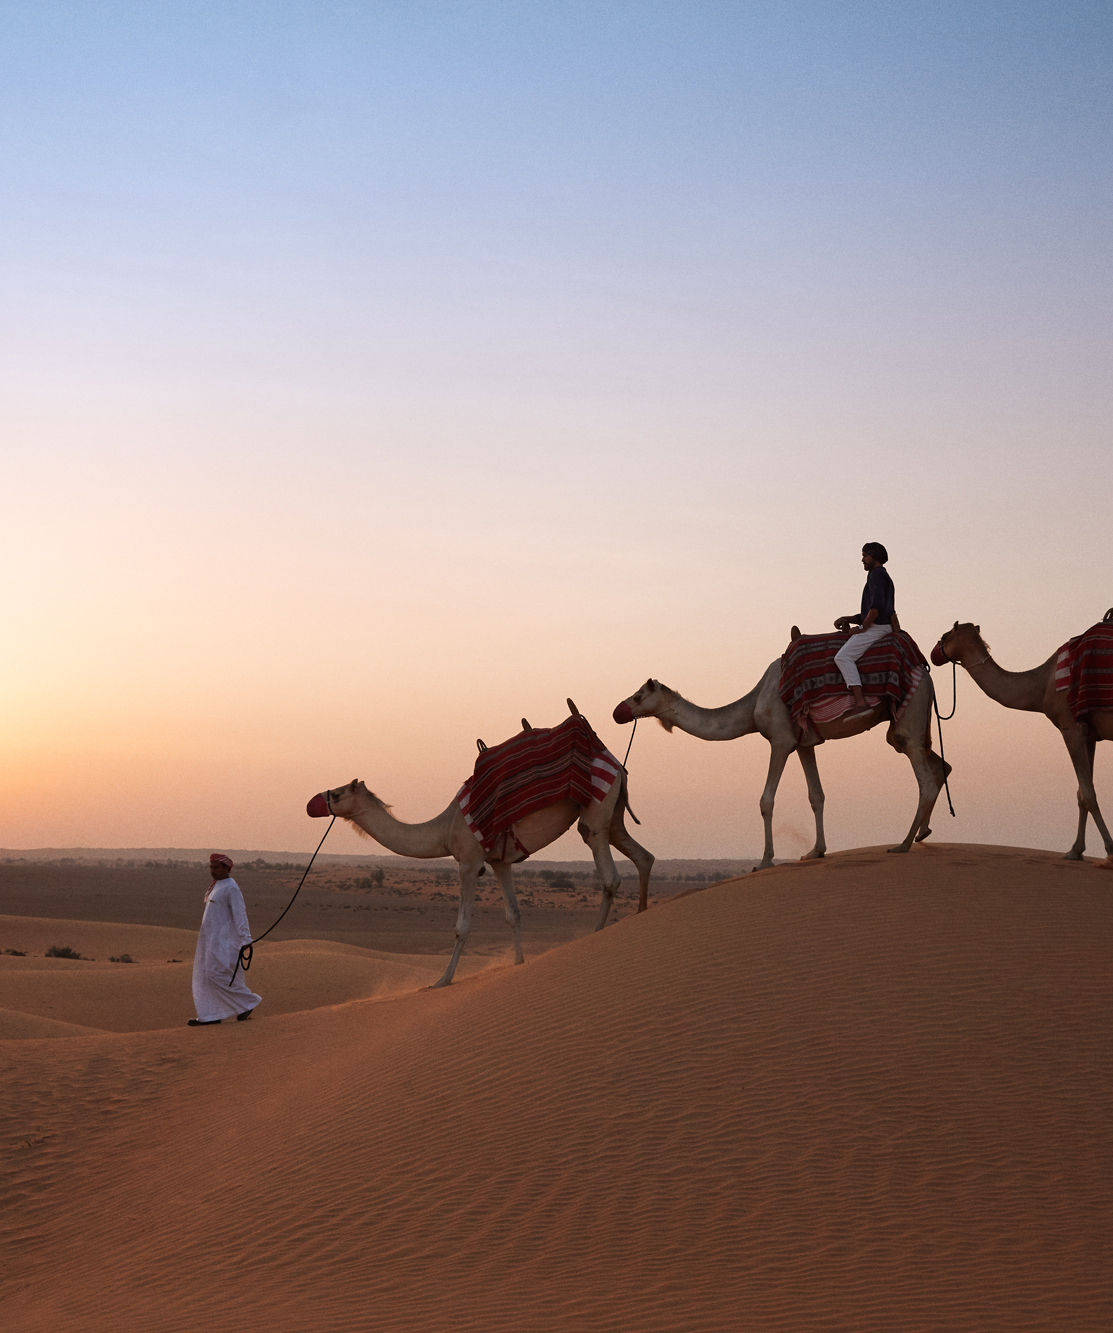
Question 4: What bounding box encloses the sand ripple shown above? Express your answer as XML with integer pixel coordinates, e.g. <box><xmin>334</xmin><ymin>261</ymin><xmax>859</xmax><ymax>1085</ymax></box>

<box><xmin>2</xmin><ymin>845</ymin><xmax>1111</xmax><ymax>1331</ymax></box>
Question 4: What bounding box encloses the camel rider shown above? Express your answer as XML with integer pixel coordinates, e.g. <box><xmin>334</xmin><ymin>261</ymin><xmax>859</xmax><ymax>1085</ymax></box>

<box><xmin>833</xmin><ymin>543</ymin><xmax>895</xmax><ymax>719</ymax></box>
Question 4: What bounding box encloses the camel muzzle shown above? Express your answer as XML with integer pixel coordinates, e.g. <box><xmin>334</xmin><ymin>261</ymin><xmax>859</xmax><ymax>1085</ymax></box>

<box><xmin>306</xmin><ymin>792</ymin><xmax>330</xmax><ymax>819</ymax></box>
<box><xmin>612</xmin><ymin>701</ymin><xmax>634</xmax><ymax>725</ymax></box>
<box><xmin>930</xmin><ymin>641</ymin><xmax>949</xmax><ymax>667</ymax></box>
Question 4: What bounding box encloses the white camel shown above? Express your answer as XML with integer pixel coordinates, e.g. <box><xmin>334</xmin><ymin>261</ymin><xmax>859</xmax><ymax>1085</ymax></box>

<box><xmin>613</xmin><ymin>639</ymin><xmax>948</xmax><ymax>869</ymax></box>
<box><xmin>306</xmin><ymin>764</ymin><xmax>654</xmax><ymax>987</ymax></box>
<box><xmin>933</xmin><ymin>620</ymin><xmax>1113</xmax><ymax>863</ymax></box>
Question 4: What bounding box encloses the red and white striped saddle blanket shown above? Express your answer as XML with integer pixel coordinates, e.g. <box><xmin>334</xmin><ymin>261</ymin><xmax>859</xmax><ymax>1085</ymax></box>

<box><xmin>779</xmin><ymin>630</ymin><xmax>927</xmax><ymax>730</ymax></box>
<box><xmin>456</xmin><ymin>714</ymin><xmax>622</xmax><ymax>858</ymax></box>
<box><xmin>1054</xmin><ymin>621</ymin><xmax>1113</xmax><ymax>719</ymax></box>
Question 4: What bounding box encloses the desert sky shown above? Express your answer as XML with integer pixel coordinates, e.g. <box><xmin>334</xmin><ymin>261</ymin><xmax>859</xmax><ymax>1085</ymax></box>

<box><xmin>2</xmin><ymin>2</ymin><xmax>1111</xmax><ymax>860</ymax></box>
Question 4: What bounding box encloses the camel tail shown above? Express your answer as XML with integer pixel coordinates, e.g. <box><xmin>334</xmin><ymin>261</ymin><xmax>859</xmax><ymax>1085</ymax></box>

<box><xmin>620</xmin><ymin>773</ymin><xmax>642</xmax><ymax>825</ymax></box>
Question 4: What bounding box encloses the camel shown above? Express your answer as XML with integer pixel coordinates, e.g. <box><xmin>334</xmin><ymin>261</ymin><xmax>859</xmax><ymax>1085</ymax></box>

<box><xmin>306</xmin><ymin>761</ymin><xmax>654</xmax><ymax>988</ymax></box>
<box><xmin>933</xmin><ymin>620</ymin><xmax>1113</xmax><ymax>863</ymax></box>
<box><xmin>612</xmin><ymin>639</ymin><xmax>949</xmax><ymax>870</ymax></box>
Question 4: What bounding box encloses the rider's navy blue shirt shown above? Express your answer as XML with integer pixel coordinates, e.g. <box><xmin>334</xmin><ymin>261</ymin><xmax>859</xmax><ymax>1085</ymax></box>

<box><xmin>852</xmin><ymin>566</ymin><xmax>895</xmax><ymax>627</ymax></box>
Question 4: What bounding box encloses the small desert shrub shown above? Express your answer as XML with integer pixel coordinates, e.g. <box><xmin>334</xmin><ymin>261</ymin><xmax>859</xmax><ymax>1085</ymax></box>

<box><xmin>3</xmin><ymin>948</ymin><xmax>27</xmax><ymax>956</ymax></box>
<box><xmin>110</xmin><ymin>954</ymin><xmax>137</xmax><ymax>964</ymax></box>
<box><xmin>45</xmin><ymin>945</ymin><xmax>86</xmax><ymax>960</ymax></box>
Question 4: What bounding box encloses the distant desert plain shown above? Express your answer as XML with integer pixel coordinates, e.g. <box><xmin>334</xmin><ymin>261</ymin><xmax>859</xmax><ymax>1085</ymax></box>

<box><xmin>2</xmin><ymin>842</ymin><xmax>1111</xmax><ymax>1332</ymax></box>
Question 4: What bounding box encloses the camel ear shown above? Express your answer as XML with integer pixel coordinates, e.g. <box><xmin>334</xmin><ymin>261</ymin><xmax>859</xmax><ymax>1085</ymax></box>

<box><xmin>952</xmin><ymin>621</ymin><xmax>959</xmax><ymax>630</ymax></box>
<box><xmin>645</xmin><ymin>679</ymin><xmax>654</xmax><ymax>690</ymax></box>
<box><xmin>975</xmin><ymin>625</ymin><xmax>980</xmax><ymax>633</ymax></box>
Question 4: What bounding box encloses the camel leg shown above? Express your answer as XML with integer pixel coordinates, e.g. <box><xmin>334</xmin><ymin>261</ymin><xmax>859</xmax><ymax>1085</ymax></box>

<box><xmin>490</xmin><ymin>860</ymin><xmax>525</xmax><ymax>963</ymax></box>
<box><xmin>795</xmin><ymin>746</ymin><xmax>826</xmax><ymax>861</ymax></box>
<box><xmin>607</xmin><ymin>809</ymin><xmax>655</xmax><ymax>913</ymax></box>
<box><xmin>1062</xmin><ymin>729</ymin><xmax>1113</xmax><ymax>859</ymax></box>
<box><xmin>754</xmin><ymin>743</ymin><xmax>794</xmax><ymax>870</ymax></box>
<box><xmin>431</xmin><ymin>858</ymin><xmax>483</xmax><ymax>988</ymax></box>
<box><xmin>914</xmin><ymin>749</ymin><xmax>951</xmax><ymax>842</ymax></box>
<box><xmin>577</xmin><ymin>812</ymin><xmax>623</xmax><ymax>931</ymax></box>
<box><xmin>1069</xmin><ymin>761</ymin><xmax>1090</xmax><ymax>860</ymax></box>
<box><xmin>887</xmin><ymin>743</ymin><xmax>942</xmax><ymax>854</ymax></box>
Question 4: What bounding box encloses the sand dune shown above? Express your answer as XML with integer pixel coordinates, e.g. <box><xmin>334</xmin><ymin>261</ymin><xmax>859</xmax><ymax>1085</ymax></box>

<box><xmin>0</xmin><ymin>917</ymin><xmax>498</xmax><ymax>1035</ymax></box>
<box><xmin>2</xmin><ymin>844</ymin><xmax>1111</xmax><ymax>1332</ymax></box>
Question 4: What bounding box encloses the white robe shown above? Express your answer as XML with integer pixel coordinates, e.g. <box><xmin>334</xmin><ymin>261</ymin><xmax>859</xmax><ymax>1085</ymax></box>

<box><xmin>191</xmin><ymin>876</ymin><xmax>261</xmax><ymax>1022</ymax></box>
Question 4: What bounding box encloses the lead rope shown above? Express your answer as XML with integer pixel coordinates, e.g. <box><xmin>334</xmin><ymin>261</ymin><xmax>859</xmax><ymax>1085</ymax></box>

<box><xmin>925</xmin><ymin>660</ymin><xmax>957</xmax><ymax>817</ymax></box>
<box><xmin>621</xmin><ymin>717</ymin><xmax>638</xmax><ymax>770</ymax></box>
<box><xmin>228</xmin><ymin>815</ymin><xmax>337</xmax><ymax>987</ymax></box>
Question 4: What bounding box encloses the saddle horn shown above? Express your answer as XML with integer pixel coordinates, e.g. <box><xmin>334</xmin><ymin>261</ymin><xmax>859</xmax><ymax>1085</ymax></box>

<box><xmin>567</xmin><ymin>698</ymin><xmax>580</xmax><ymax>716</ymax></box>
<box><xmin>476</xmin><ymin>739</ymin><xmax>487</xmax><ymax>752</ymax></box>
<box><xmin>521</xmin><ymin>718</ymin><xmax>531</xmax><ymax>730</ymax></box>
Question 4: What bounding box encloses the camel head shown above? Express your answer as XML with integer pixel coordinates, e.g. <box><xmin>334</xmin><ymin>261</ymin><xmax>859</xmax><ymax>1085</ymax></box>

<box><xmin>307</xmin><ymin>780</ymin><xmax>364</xmax><ymax>819</ymax></box>
<box><xmin>931</xmin><ymin>622</ymin><xmax>989</xmax><ymax>668</ymax></box>
<box><xmin>613</xmin><ymin>679</ymin><xmax>681</xmax><ymax>732</ymax></box>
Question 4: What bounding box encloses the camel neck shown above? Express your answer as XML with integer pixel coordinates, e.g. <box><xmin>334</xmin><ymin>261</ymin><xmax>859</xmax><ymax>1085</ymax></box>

<box><xmin>661</xmin><ymin>687</ymin><xmax>761</xmax><ymax>741</ymax></box>
<box><xmin>963</xmin><ymin>654</ymin><xmax>1051</xmax><ymax>713</ymax></box>
<box><xmin>348</xmin><ymin>798</ymin><xmax>457</xmax><ymax>858</ymax></box>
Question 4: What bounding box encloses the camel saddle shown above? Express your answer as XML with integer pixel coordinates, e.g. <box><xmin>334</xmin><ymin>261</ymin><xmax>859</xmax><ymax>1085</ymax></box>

<box><xmin>456</xmin><ymin>714</ymin><xmax>622</xmax><ymax>857</ymax></box>
<box><xmin>779</xmin><ymin>630</ymin><xmax>927</xmax><ymax>732</ymax></box>
<box><xmin>1054</xmin><ymin>620</ymin><xmax>1113</xmax><ymax>720</ymax></box>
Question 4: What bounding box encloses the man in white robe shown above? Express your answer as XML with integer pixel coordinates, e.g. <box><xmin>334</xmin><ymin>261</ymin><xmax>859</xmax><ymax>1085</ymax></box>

<box><xmin>189</xmin><ymin>853</ymin><xmax>261</xmax><ymax>1026</ymax></box>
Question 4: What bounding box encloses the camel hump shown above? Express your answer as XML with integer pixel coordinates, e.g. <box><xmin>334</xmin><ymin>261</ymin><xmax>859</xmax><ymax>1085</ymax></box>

<box><xmin>567</xmin><ymin>698</ymin><xmax>580</xmax><ymax>716</ymax></box>
<box><xmin>790</xmin><ymin>625</ymin><xmax>801</xmax><ymax>641</ymax></box>
<box><xmin>476</xmin><ymin>738</ymin><xmax>487</xmax><ymax>752</ymax></box>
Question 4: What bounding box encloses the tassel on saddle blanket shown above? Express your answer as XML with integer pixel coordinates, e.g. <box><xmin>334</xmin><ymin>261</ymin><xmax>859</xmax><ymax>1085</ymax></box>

<box><xmin>779</xmin><ymin>630</ymin><xmax>927</xmax><ymax>731</ymax></box>
<box><xmin>456</xmin><ymin>714</ymin><xmax>622</xmax><ymax>858</ymax></box>
<box><xmin>1054</xmin><ymin>620</ymin><xmax>1113</xmax><ymax>720</ymax></box>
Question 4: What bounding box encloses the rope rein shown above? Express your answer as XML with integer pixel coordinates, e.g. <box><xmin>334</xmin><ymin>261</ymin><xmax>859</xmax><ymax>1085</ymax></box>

<box><xmin>935</xmin><ymin>659</ymin><xmax>957</xmax><ymax>721</ymax></box>
<box><xmin>925</xmin><ymin>659</ymin><xmax>957</xmax><ymax>817</ymax></box>
<box><xmin>621</xmin><ymin>716</ymin><xmax>638</xmax><ymax>769</ymax></box>
<box><xmin>228</xmin><ymin>815</ymin><xmax>337</xmax><ymax>987</ymax></box>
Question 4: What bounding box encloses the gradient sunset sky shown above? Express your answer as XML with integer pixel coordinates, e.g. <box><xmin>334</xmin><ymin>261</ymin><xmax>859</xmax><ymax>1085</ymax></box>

<box><xmin>3</xmin><ymin>2</ymin><xmax>1111</xmax><ymax>861</ymax></box>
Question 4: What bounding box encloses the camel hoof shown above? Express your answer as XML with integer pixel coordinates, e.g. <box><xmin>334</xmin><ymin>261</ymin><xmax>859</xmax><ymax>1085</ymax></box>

<box><xmin>751</xmin><ymin>862</ymin><xmax>774</xmax><ymax>872</ymax></box>
<box><xmin>886</xmin><ymin>845</ymin><xmax>910</xmax><ymax>855</ymax></box>
<box><xmin>799</xmin><ymin>850</ymin><xmax>825</xmax><ymax>861</ymax></box>
<box><xmin>1062</xmin><ymin>851</ymin><xmax>1084</xmax><ymax>861</ymax></box>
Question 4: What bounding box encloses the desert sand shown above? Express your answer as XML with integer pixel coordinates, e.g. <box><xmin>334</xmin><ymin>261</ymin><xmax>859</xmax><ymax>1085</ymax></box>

<box><xmin>2</xmin><ymin>843</ymin><xmax>1111</xmax><ymax>1332</ymax></box>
